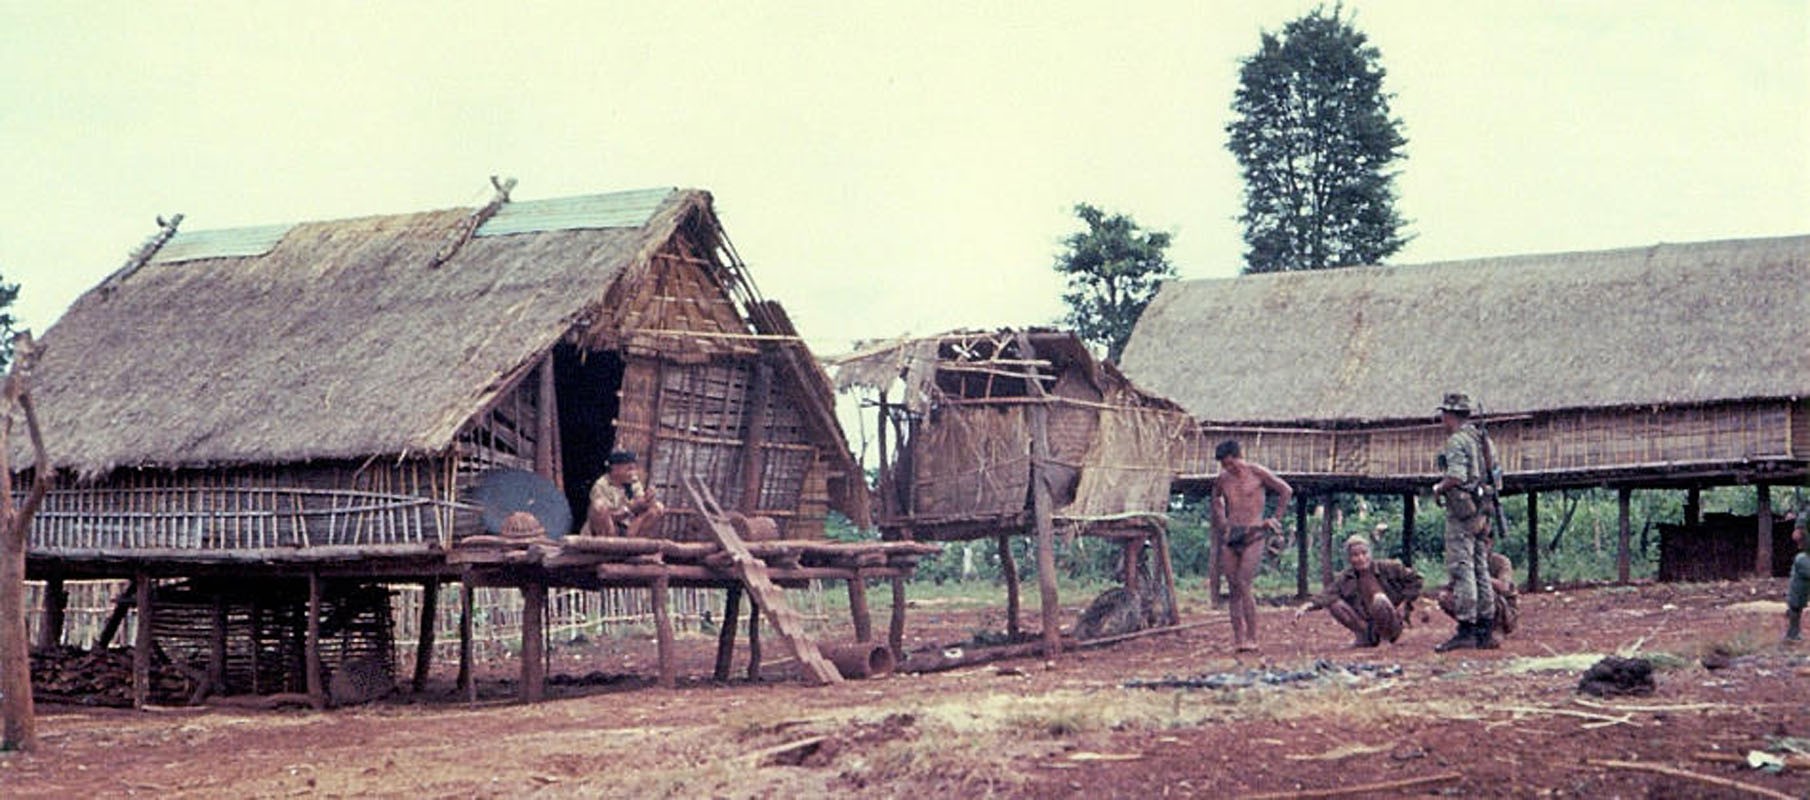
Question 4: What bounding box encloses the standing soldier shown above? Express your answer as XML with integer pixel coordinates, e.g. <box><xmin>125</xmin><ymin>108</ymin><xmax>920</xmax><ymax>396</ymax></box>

<box><xmin>1431</xmin><ymin>393</ymin><xmax>1499</xmax><ymax>652</ymax></box>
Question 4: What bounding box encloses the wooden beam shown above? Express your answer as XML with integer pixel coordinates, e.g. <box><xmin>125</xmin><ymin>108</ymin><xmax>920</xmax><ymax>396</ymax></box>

<box><xmin>520</xmin><ymin>580</ymin><xmax>547</xmax><ymax>701</ymax></box>
<box><xmin>1525</xmin><ymin>491</ymin><xmax>1540</xmax><ymax>593</ymax></box>
<box><xmin>412</xmin><ymin>580</ymin><xmax>438</xmax><ymax>693</ymax></box>
<box><xmin>305</xmin><ymin>572</ymin><xmax>323</xmax><ymax>710</ymax></box>
<box><xmin>133</xmin><ymin>572</ymin><xmax>154</xmax><ymax>710</ymax></box>
<box><xmin>96</xmin><ymin>580</ymin><xmax>134</xmax><ymax>649</ymax></box>
<box><xmin>997</xmin><ymin>536</ymin><xmax>1020</xmax><ymax>637</ymax></box>
<box><xmin>1757</xmin><ymin>484</ymin><xmax>1774</xmax><ymax>578</ymax></box>
<box><xmin>714</xmin><ymin>586</ymin><xmax>741</xmax><ymax>681</ymax></box>
<box><xmin>652</xmin><ymin>575</ymin><xmax>675</xmax><ymax>689</ymax></box>
<box><xmin>1294</xmin><ymin>494</ymin><xmax>1309</xmax><ymax>599</ymax></box>
<box><xmin>846</xmin><ymin>572</ymin><xmax>872</xmax><ymax>643</ymax></box>
<box><xmin>1617</xmin><ymin>488</ymin><xmax>1633</xmax><ymax>585</ymax></box>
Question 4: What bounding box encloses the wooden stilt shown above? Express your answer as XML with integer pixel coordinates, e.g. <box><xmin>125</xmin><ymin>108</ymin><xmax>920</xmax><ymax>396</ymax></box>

<box><xmin>1757</xmin><ymin>484</ymin><xmax>1774</xmax><ymax>578</ymax></box>
<box><xmin>1153</xmin><ymin>527</ymin><xmax>1179</xmax><ymax>626</ymax></box>
<box><xmin>208</xmin><ymin>592</ymin><xmax>227</xmax><ymax>696</ymax></box>
<box><xmin>412</xmin><ymin>580</ymin><xmax>438</xmax><ymax>693</ymax></box>
<box><xmin>1525</xmin><ymin>492</ymin><xmax>1540</xmax><ymax>593</ymax></box>
<box><xmin>133</xmin><ymin>572</ymin><xmax>154</xmax><ymax>710</ymax></box>
<box><xmin>38</xmin><ymin>574</ymin><xmax>67</xmax><ymax>651</ymax></box>
<box><xmin>1295</xmin><ymin>494</ymin><xmax>1309</xmax><ymax>599</ymax></box>
<box><xmin>1319</xmin><ymin>496</ymin><xmax>1336</xmax><ymax>589</ymax></box>
<box><xmin>652</xmin><ymin>576</ymin><xmax>675</xmax><ymax>689</ymax></box>
<box><xmin>458</xmin><ymin>579</ymin><xmax>475</xmax><ymax>704</ymax></box>
<box><xmin>305</xmin><ymin>572</ymin><xmax>324</xmax><ymax>710</ymax></box>
<box><xmin>714</xmin><ymin>586</ymin><xmax>742</xmax><ymax>681</ymax></box>
<box><xmin>847</xmin><ymin>572</ymin><xmax>872</xmax><ymax>643</ymax></box>
<box><xmin>746</xmin><ymin>596</ymin><xmax>762</xmax><ymax>681</ymax></box>
<box><xmin>1685</xmin><ymin>487</ymin><xmax>1702</xmax><ymax>528</ymax></box>
<box><xmin>997</xmin><ymin>535</ymin><xmax>1021</xmax><ymax>636</ymax></box>
<box><xmin>1400</xmin><ymin>493</ymin><xmax>1417</xmax><ymax>569</ymax></box>
<box><xmin>520</xmin><ymin>580</ymin><xmax>546</xmax><ymax>701</ymax></box>
<box><xmin>888</xmin><ymin>576</ymin><xmax>907</xmax><ymax>662</ymax></box>
<box><xmin>1617</xmin><ymin>488</ymin><xmax>1633</xmax><ymax>585</ymax></box>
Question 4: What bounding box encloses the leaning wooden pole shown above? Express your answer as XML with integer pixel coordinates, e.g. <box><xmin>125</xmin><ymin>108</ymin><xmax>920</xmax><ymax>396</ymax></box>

<box><xmin>1</xmin><ymin>334</ymin><xmax>51</xmax><ymax>751</ymax></box>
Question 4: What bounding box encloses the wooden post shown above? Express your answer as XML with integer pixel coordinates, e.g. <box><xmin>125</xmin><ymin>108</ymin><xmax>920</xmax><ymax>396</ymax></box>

<box><xmin>1757</xmin><ymin>484</ymin><xmax>1774</xmax><ymax>578</ymax></box>
<box><xmin>133</xmin><ymin>572</ymin><xmax>154</xmax><ymax>709</ymax></box>
<box><xmin>1294</xmin><ymin>494</ymin><xmax>1309</xmax><ymax>599</ymax></box>
<box><xmin>1121</xmin><ymin>539</ymin><xmax>1141</xmax><ymax>595</ymax></box>
<box><xmin>1525</xmin><ymin>491</ymin><xmax>1540</xmax><ymax>593</ymax></box>
<box><xmin>412</xmin><ymin>579</ymin><xmax>439</xmax><ymax>693</ymax></box>
<box><xmin>746</xmin><ymin>596</ymin><xmax>762</xmax><ymax>681</ymax></box>
<box><xmin>1400</xmin><ymin>493</ymin><xmax>1416</xmax><ymax>569</ymax></box>
<box><xmin>534</xmin><ymin>357</ymin><xmax>559</xmax><ymax>485</ymax></box>
<box><xmin>651</xmin><ymin>576</ymin><xmax>675</xmax><ymax>689</ymax></box>
<box><xmin>714</xmin><ymin>585</ymin><xmax>742</xmax><ymax>681</ymax></box>
<box><xmin>520</xmin><ymin>580</ymin><xmax>546</xmax><ymax>701</ymax></box>
<box><xmin>1019</xmin><ymin>333</ymin><xmax>1062</xmax><ymax>661</ymax></box>
<box><xmin>305</xmin><ymin>572</ymin><xmax>324</xmax><ymax>710</ymax></box>
<box><xmin>1617</xmin><ymin>488</ymin><xmax>1633</xmax><ymax>585</ymax></box>
<box><xmin>37</xmin><ymin>574</ymin><xmax>67</xmax><ymax>650</ymax></box>
<box><xmin>846</xmin><ymin>573</ymin><xmax>872</xmax><ymax>643</ymax></box>
<box><xmin>458</xmin><ymin>579</ymin><xmax>475</xmax><ymax>704</ymax></box>
<box><xmin>997</xmin><ymin>535</ymin><xmax>1021</xmax><ymax>636</ymax></box>
<box><xmin>1152</xmin><ymin>528</ymin><xmax>1179</xmax><ymax>626</ymax></box>
<box><xmin>888</xmin><ymin>576</ymin><xmax>908</xmax><ymax>662</ymax></box>
<box><xmin>738</xmin><ymin>358</ymin><xmax>774</xmax><ymax>514</ymax></box>
<box><xmin>208</xmin><ymin>592</ymin><xmax>227</xmax><ymax>696</ymax></box>
<box><xmin>1319</xmin><ymin>496</ymin><xmax>1336</xmax><ymax>589</ymax></box>
<box><xmin>1685</xmin><ymin>487</ymin><xmax>1702</xmax><ymax>528</ymax></box>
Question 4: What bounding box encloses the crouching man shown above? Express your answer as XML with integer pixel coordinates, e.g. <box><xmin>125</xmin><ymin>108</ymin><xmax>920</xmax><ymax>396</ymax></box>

<box><xmin>1437</xmin><ymin>551</ymin><xmax>1519</xmax><ymax>644</ymax></box>
<box><xmin>1294</xmin><ymin>535</ymin><xmax>1423</xmax><ymax>647</ymax></box>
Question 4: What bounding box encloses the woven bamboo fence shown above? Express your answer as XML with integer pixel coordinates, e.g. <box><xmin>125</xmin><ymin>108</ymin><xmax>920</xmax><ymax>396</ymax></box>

<box><xmin>27</xmin><ymin>580</ymin><xmax>829</xmax><ymax>671</ymax></box>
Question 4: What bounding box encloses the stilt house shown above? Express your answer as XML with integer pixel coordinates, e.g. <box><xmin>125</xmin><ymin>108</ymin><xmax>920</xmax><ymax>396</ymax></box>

<box><xmin>19</xmin><ymin>185</ymin><xmax>904</xmax><ymax>704</ymax></box>
<box><xmin>832</xmin><ymin>329</ymin><xmax>1194</xmax><ymax>653</ymax></box>
<box><xmin>1119</xmin><ymin>235</ymin><xmax>1810</xmax><ymax>588</ymax></box>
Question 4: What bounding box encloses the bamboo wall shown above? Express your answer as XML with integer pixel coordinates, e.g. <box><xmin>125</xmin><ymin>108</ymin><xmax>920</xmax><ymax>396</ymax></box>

<box><xmin>1183</xmin><ymin>400</ymin><xmax>1801</xmax><ymax>487</ymax></box>
<box><xmin>26</xmin><ymin>458</ymin><xmax>470</xmax><ymax>557</ymax></box>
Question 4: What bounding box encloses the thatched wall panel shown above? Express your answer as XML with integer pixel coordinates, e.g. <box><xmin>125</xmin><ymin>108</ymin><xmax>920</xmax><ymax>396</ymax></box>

<box><xmin>1058</xmin><ymin>405</ymin><xmax>1192</xmax><ymax>522</ymax></box>
<box><xmin>911</xmin><ymin>407</ymin><xmax>1032</xmax><ymax>519</ymax></box>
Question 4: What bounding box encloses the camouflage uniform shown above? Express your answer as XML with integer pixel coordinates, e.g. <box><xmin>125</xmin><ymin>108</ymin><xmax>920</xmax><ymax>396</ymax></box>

<box><xmin>1438</xmin><ymin>423</ymin><xmax>1496</xmax><ymax>625</ymax></box>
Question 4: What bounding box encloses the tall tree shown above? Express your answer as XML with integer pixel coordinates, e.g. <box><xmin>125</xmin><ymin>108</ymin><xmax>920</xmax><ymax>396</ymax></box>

<box><xmin>1226</xmin><ymin>5</ymin><xmax>1408</xmax><ymax>274</ymax></box>
<box><xmin>1053</xmin><ymin>203</ymin><xmax>1176</xmax><ymax>363</ymax></box>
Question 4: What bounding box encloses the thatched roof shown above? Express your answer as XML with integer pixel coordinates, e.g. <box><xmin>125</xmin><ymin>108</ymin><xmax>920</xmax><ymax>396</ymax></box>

<box><xmin>1119</xmin><ymin>235</ymin><xmax>1810</xmax><ymax>425</ymax></box>
<box><xmin>23</xmin><ymin>187</ymin><xmax>749</xmax><ymax>475</ymax></box>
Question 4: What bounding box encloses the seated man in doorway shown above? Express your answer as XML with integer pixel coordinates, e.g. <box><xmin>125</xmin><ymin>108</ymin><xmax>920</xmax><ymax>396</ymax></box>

<box><xmin>1435</xmin><ymin>551</ymin><xmax>1519</xmax><ymax>643</ymax></box>
<box><xmin>584</xmin><ymin>450</ymin><xmax>665</xmax><ymax>538</ymax></box>
<box><xmin>1294</xmin><ymin>535</ymin><xmax>1423</xmax><ymax>647</ymax></box>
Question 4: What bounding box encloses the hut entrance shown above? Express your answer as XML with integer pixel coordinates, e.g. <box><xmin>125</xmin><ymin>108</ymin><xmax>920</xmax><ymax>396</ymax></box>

<box><xmin>555</xmin><ymin>343</ymin><xmax>626</xmax><ymax>524</ymax></box>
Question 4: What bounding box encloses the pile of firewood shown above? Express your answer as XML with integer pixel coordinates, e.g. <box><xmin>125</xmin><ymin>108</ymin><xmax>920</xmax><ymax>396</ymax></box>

<box><xmin>30</xmin><ymin>646</ymin><xmax>197</xmax><ymax>707</ymax></box>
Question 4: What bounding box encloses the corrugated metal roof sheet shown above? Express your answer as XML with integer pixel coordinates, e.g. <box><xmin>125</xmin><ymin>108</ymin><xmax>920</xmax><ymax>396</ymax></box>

<box><xmin>477</xmin><ymin>187</ymin><xmax>676</xmax><ymax>237</ymax></box>
<box><xmin>151</xmin><ymin>224</ymin><xmax>295</xmax><ymax>264</ymax></box>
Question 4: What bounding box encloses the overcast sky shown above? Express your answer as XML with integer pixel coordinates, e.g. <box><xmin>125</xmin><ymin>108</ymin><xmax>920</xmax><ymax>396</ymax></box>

<box><xmin>3</xmin><ymin>2</ymin><xmax>1806</xmax><ymax>354</ymax></box>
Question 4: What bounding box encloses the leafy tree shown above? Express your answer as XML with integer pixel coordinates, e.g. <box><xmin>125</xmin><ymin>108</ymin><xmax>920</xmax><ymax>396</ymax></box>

<box><xmin>1053</xmin><ymin>203</ymin><xmax>1176</xmax><ymax>363</ymax></box>
<box><xmin>1226</xmin><ymin>5</ymin><xmax>1408</xmax><ymax>274</ymax></box>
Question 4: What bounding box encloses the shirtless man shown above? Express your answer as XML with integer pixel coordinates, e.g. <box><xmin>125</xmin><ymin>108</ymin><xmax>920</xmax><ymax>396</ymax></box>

<box><xmin>1211</xmin><ymin>439</ymin><xmax>1294</xmax><ymax>653</ymax></box>
<box><xmin>583</xmin><ymin>450</ymin><xmax>665</xmax><ymax>538</ymax></box>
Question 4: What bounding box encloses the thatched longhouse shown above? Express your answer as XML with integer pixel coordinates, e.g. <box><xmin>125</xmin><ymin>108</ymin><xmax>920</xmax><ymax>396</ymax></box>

<box><xmin>1119</xmin><ymin>235</ymin><xmax>1810</xmax><ymax>584</ymax></box>
<box><xmin>21</xmin><ymin>185</ymin><xmax>892</xmax><ymax>703</ymax></box>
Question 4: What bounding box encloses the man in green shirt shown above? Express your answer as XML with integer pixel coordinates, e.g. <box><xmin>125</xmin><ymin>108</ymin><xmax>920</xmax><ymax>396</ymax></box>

<box><xmin>1431</xmin><ymin>392</ymin><xmax>1499</xmax><ymax>652</ymax></box>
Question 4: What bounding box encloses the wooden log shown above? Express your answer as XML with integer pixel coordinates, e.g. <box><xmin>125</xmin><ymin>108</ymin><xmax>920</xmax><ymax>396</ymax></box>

<box><xmin>412</xmin><ymin>580</ymin><xmax>438</xmax><ymax>693</ymax></box>
<box><xmin>888</xmin><ymin>575</ymin><xmax>907</xmax><ymax>664</ymax></box>
<box><xmin>1525</xmin><ymin>491</ymin><xmax>1539</xmax><ymax>592</ymax></box>
<box><xmin>459</xmin><ymin>579</ymin><xmax>475</xmax><ymax>704</ymax></box>
<box><xmin>1019</xmin><ymin>333</ymin><xmax>1062</xmax><ymax>661</ymax></box>
<box><xmin>847</xmin><ymin>573</ymin><xmax>872</xmax><ymax>643</ymax></box>
<box><xmin>133</xmin><ymin>572</ymin><xmax>153</xmax><ymax>710</ymax></box>
<box><xmin>746</xmin><ymin>595</ymin><xmax>762</xmax><ymax>681</ymax></box>
<box><xmin>1153</xmin><ymin>527</ymin><xmax>1179</xmax><ymax>626</ymax></box>
<box><xmin>1617</xmin><ymin>488</ymin><xmax>1632</xmax><ymax>585</ymax></box>
<box><xmin>652</xmin><ymin>575</ymin><xmax>675</xmax><ymax>689</ymax></box>
<box><xmin>1239</xmin><ymin>771</ymin><xmax>1463</xmax><ymax>800</ymax></box>
<box><xmin>1584</xmin><ymin>758</ymin><xmax>1795</xmax><ymax>800</ymax></box>
<box><xmin>37</xmin><ymin>574</ymin><xmax>67</xmax><ymax>651</ymax></box>
<box><xmin>560</xmin><ymin>536</ymin><xmax>667</xmax><ymax>556</ymax></box>
<box><xmin>305</xmin><ymin>572</ymin><xmax>323</xmax><ymax>710</ymax></box>
<box><xmin>520</xmin><ymin>580</ymin><xmax>546</xmax><ymax>702</ymax></box>
<box><xmin>824</xmin><ymin>642</ymin><xmax>894</xmax><ymax>679</ymax></box>
<box><xmin>714</xmin><ymin>585</ymin><xmax>742</xmax><ymax>681</ymax></box>
<box><xmin>998</xmin><ymin>536</ymin><xmax>1020</xmax><ymax>637</ymax></box>
<box><xmin>1756</xmin><ymin>484</ymin><xmax>1774</xmax><ymax>578</ymax></box>
<box><xmin>96</xmin><ymin>579</ymin><xmax>135</xmax><ymax>649</ymax></box>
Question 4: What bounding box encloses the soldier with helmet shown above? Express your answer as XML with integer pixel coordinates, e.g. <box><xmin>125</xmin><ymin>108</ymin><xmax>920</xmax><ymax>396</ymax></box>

<box><xmin>1431</xmin><ymin>392</ymin><xmax>1501</xmax><ymax>652</ymax></box>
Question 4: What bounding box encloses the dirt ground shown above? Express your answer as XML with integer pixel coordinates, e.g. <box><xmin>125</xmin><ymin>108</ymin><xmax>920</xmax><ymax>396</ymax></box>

<box><xmin>5</xmin><ymin>579</ymin><xmax>1809</xmax><ymax>799</ymax></box>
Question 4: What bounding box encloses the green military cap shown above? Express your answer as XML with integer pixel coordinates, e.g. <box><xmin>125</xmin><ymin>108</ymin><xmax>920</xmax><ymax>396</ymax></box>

<box><xmin>1437</xmin><ymin>392</ymin><xmax>1475</xmax><ymax>415</ymax></box>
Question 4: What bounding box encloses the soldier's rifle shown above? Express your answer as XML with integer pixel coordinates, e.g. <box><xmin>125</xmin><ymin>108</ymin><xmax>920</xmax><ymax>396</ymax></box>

<box><xmin>1473</xmin><ymin>406</ymin><xmax>1512</xmax><ymax>545</ymax></box>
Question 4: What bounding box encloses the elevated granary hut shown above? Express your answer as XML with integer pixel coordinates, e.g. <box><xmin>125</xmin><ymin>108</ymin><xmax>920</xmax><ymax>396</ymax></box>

<box><xmin>832</xmin><ymin>329</ymin><xmax>1194</xmax><ymax>655</ymax></box>
<box><xmin>1119</xmin><ymin>235</ymin><xmax>1810</xmax><ymax>589</ymax></box>
<box><xmin>18</xmin><ymin>185</ymin><xmax>907</xmax><ymax>704</ymax></box>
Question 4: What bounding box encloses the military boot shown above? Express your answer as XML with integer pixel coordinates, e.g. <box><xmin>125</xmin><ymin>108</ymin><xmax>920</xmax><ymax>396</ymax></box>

<box><xmin>1474</xmin><ymin>617</ymin><xmax>1499</xmax><ymax>649</ymax></box>
<box><xmin>1434</xmin><ymin>621</ymin><xmax>1476</xmax><ymax>653</ymax></box>
<box><xmin>1787</xmin><ymin>608</ymin><xmax>1803</xmax><ymax>643</ymax></box>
